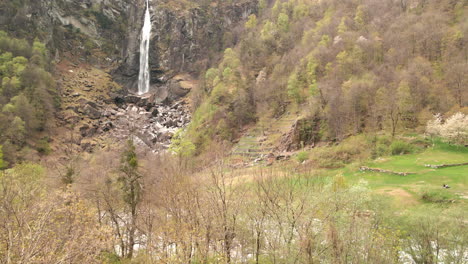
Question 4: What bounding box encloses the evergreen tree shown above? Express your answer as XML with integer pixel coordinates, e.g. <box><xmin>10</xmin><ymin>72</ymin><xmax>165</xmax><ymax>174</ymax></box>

<box><xmin>118</xmin><ymin>139</ymin><xmax>141</xmax><ymax>259</ymax></box>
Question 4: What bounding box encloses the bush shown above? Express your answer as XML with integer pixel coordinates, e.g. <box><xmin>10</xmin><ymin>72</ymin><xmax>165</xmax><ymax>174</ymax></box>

<box><xmin>36</xmin><ymin>138</ymin><xmax>51</xmax><ymax>155</ymax></box>
<box><xmin>390</xmin><ymin>140</ymin><xmax>413</xmax><ymax>155</ymax></box>
<box><xmin>421</xmin><ymin>189</ymin><xmax>457</xmax><ymax>203</ymax></box>
<box><xmin>312</xmin><ymin>135</ymin><xmax>371</xmax><ymax>168</ymax></box>
<box><xmin>370</xmin><ymin>135</ymin><xmax>391</xmax><ymax>158</ymax></box>
<box><xmin>374</xmin><ymin>143</ymin><xmax>389</xmax><ymax>157</ymax></box>
<box><xmin>296</xmin><ymin>151</ymin><xmax>309</xmax><ymax>163</ymax></box>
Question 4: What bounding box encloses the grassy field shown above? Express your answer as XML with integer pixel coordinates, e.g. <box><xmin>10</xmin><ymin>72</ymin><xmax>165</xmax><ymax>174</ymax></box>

<box><xmin>226</xmin><ymin>135</ymin><xmax>467</xmax><ymax>213</ymax></box>
<box><xmin>341</xmin><ymin>141</ymin><xmax>467</xmax><ymax>209</ymax></box>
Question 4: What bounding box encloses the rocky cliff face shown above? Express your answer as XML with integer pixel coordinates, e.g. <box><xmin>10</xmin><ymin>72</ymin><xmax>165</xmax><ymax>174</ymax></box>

<box><xmin>115</xmin><ymin>0</ymin><xmax>258</xmax><ymax>93</ymax></box>
<box><xmin>1</xmin><ymin>0</ymin><xmax>257</xmax><ymax>95</ymax></box>
<box><xmin>0</xmin><ymin>0</ymin><xmax>131</xmax><ymax>60</ymax></box>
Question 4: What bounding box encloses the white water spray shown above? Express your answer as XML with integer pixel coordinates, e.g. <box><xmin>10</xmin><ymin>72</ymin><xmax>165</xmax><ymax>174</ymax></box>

<box><xmin>138</xmin><ymin>0</ymin><xmax>152</xmax><ymax>95</ymax></box>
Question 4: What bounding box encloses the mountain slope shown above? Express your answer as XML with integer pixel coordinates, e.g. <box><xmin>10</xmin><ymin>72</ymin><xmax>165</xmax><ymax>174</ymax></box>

<box><xmin>185</xmin><ymin>0</ymin><xmax>467</xmax><ymax>155</ymax></box>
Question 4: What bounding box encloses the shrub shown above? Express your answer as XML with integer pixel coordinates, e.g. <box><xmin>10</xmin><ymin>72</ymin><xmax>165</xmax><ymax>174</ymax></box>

<box><xmin>169</xmin><ymin>129</ymin><xmax>196</xmax><ymax>158</ymax></box>
<box><xmin>36</xmin><ymin>138</ymin><xmax>51</xmax><ymax>155</ymax></box>
<box><xmin>421</xmin><ymin>189</ymin><xmax>456</xmax><ymax>203</ymax></box>
<box><xmin>312</xmin><ymin>135</ymin><xmax>371</xmax><ymax>168</ymax></box>
<box><xmin>296</xmin><ymin>151</ymin><xmax>309</xmax><ymax>163</ymax></box>
<box><xmin>390</xmin><ymin>140</ymin><xmax>413</xmax><ymax>155</ymax></box>
<box><xmin>370</xmin><ymin>135</ymin><xmax>391</xmax><ymax>158</ymax></box>
<box><xmin>373</xmin><ymin>143</ymin><xmax>389</xmax><ymax>158</ymax></box>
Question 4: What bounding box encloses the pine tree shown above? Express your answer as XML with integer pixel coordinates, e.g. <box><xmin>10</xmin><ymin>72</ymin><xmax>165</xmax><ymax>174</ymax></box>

<box><xmin>119</xmin><ymin>139</ymin><xmax>142</xmax><ymax>259</ymax></box>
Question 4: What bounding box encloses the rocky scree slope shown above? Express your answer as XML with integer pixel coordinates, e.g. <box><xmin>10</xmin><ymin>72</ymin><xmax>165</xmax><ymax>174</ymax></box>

<box><xmin>55</xmin><ymin>60</ymin><xmax>190</xmax><ymax>154</ymax></box>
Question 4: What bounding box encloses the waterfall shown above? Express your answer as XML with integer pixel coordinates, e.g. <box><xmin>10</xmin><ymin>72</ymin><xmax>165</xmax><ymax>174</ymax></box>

<box><xmin>138</xmin><ymin>0</ymin><xmax>152</xmax><ymax>95</ymax></box>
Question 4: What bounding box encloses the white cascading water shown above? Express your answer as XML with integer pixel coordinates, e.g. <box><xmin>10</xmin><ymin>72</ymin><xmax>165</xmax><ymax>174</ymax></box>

<box><xmin>138</xmin><ymin>0</ymin><xmax>152</xmax><ymax>95</ymax></box>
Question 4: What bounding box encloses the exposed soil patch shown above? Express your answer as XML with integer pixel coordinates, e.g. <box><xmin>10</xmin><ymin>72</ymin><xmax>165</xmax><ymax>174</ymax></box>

<box><xmin>377</xmin><ymin>188</ymin><xmax>419</xmax><ymax>206</ymax></box>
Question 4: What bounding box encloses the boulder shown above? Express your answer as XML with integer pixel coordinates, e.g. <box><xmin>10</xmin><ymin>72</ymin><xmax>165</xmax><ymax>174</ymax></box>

<box><xmin>124</xmin><ymin>95</ymin><xmax>140</xmax><ymax>104</ymax></box>
<box><xmin>109</xmin><ymin>92</ymin><xmax>125</xmax><ymax>105</ymax></box>
<box><xmin>137</xmin><ymin>93</ymin><xmax>156</xmax><ymax>108</ymax></box>
<box><xmin>79</xmin><ymin>124</ymin><xmax>90</xmax><ymax>137</ymax></box>
<box><xmin>102</xmin><ymin>121</ymin><xmax>114</xmax><ymax>132</ymax></box>
<box><xmin>84</xmin><ymin>104</ymin><xmax>101</xmax><ymax>119</ymax></box>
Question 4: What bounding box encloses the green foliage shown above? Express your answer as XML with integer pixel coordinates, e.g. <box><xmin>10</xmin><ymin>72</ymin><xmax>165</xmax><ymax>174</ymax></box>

<box><xmin>169</xmin><ymin>129</ymin><xmax>196</xmax><ymax>158</ymax></box>
<box><xmin>215</xmin><ymin>119</ymin><xmax>232</xmax><ymax>141</ymax></box>
<box><xmin>121</xmin><ymin>140</ymin><xmax>138</xmax><ymax>171</ymax></box>
<box><xmin>2</xmin><ymin>163</ymin><xmax>45</xmax><ymax>190</ymax></box>
<box><xmin>245</xmin><ymin>14</ymin><xmax>257</xmax><ymax>29</ymax></box>
<box><xmin>211</xmin><ymin>82</ymin><xmax>228</xmax><ymax>104</ymax></box>
<box><xmin>258</xmin><ymin>0</ymin><xmax>267</xmax><ymax>13</ymax></box>
<box><xmin>189</xmin><ymin>0</ymin><xmax>468</xmax><ymax>154</ymax></box>
<box><xmin>187</xmin><ymin>46</ymin><xmax>256</xmax><ymax>153</ymax></box>
<box><xmin>119</xmin><ymin>139</ymin><xmax>141</xmax><ymax>207</ymax></box>
<box><xmin>0</xmin><ymin>31</ymin><xmax>31</xmax><ymax>57</ymax></box>
<box><xmin>261</xmin><ymin>20</ymin><xmax>276</xmax><ymax>41</ymax></box>
<box><xmin>36</xmin><ymin>137</ymin><xmax>51</xmax><ymax>155</ymax></box>
<box><xmin>296</xmin><ymin>151</ymin><xmax>309</xmax><ymax>163</ymax></box>
<box><xmin>205</xmin><ymin>68</ymin><xmax>219</xmax><ymax>87</ymax></box>
<box><xmin>420</xmin><ymin>189</ymin><xmax>457</xmax><ymax>203</ymax></box>
<box><xmin>0</xmin><ymin>32</ymin><xmax>57</xmax><ymax>164</ymax></box>
<box><xmin>354</xmin><ymin>5</ymin><xmax>366</xmax><ymax>28</ymax></box>
<box><xmin>390</xmin><ymin>140</ymin><xmax>413</xmax><ymax>155</ymax></box>
<box><xmin>305</xmin><ymin>56</ymin><xmax>318</xmax><ymax>95</ymax></box>
<box><xmin>221</xmin><ymin>48</ymin><xmax>240</xmax><ymax>69</ymax></box>
<box><xmin>293</xmin><ymin>3</ymin><xmax>309</xmax><ymax>20</ymax></box>
<box><xmin>277</xmin><ymin>12</ymin><xmax>289</xmax><ymax>32</ymax></box>
<box><xmin>7</xmin><ymin>116</ymin><xmax>26</xmax><ymax>145</ymax></box>
<box><xmin>397</xmin><ymin>81</ymin><xmax>414</xmax><ymax>124</ymax></box>
<box><xmin>61</xmin><ymin>166</ymin><xmax>75</xmax><ymax>185</ymax></box>
<box><xmin>100</xmin><ymin>251</ymin><xmax>122</xmax><ymax>264</ymax></box>
<box><xmin>332</xmin><ymin>174</ymin><xmax>348</xmax><ymax>191</ymax></box>
<box><xmin>271</xmin><ymin>0</ymin><xmax>281</xmax><ymax>18</ymax></box>
<box><xmin>312</xmin><ymin>135</ymin><xmax>371</xmax><ymax>168</ymax></box>
<box><xmin>370</xmin><ymin>135</ymin><xmax>392</xmax><ymax>158</ymax></box>
<box><xmin>0</xmin><ymin>145</ymin><xmax>4</xmax><ymax>169</ymax></box>
<box><xmin>286</xmin><ymin>54</ymin><xmax>319</xmax><ymax>103</ymax></box>
<box><xmin>91</xmin><ymin>10</ymin><xmax>114</xmax><ymax>30</ymax></box>
<box><xmin>31</xmin><ymin>39</ymin><xmax>47</xmax><ymax>67</ymax></box>
<box><xmin>222</xmin><ymin>67</ymin><xmax>233</xmax><ymax>81</ymax></box>
<box><xmin>337</xmin><ymin>17</ymin><xmax>348</xmax><ymax>34</ymax></box>
<box><xmin>318</xmin><ymin>35</ymin><xmax>330</xmax><ymax>47</ymax></box>
<box><xmin>287</xmin><ymin>72</ymin><xmax>302</xmax><ymax>103</ymax></box>
<box><xmin>399</xmin><ymin>207</ymin><xmax>467</xmax><ymax>264</ymax></box>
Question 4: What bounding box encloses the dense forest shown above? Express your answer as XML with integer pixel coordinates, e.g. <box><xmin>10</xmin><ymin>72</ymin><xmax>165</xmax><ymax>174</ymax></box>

<box><xmin>187</xmin><ymin>0</ymin><xmax>467</xmax><ymax>152</ymax></box>
<box><xmin>0</xmin><ymin>31</ymin><xmax>57</xmax><ymax>166</ymax></box>
<box><xmin>0</xmin><ymin>0</ymin><xmax>467</xmax><ymax>263</ymax></box>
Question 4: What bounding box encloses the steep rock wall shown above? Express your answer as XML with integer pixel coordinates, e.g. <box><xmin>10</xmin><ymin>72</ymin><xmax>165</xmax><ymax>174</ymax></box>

<box><xmin>115</xmin><ymin>0</ymin><xmax>258</xmax><ymax>92</ymax></box>
<box><xmin>0</xmin><ymin>0</ymin><xmax>257</xmax><ymax>94</ymax></box>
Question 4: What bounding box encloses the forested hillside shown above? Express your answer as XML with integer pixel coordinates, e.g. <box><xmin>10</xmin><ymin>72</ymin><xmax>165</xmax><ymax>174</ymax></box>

<box><xmin>187</xmin><ymin>0</ymin><xmax>467</xmax><ymax>152</ymax></box>
<box><xmin>0</xmin><ymin>32</ymin><xmax>57</xmax><ymax>166</ymax></box>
